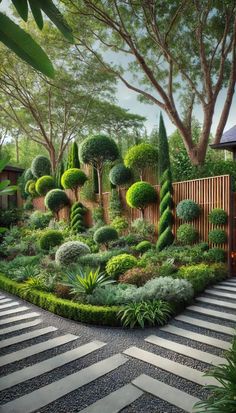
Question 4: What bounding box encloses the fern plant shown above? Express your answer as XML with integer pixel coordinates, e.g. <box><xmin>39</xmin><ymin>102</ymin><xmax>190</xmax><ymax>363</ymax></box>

<box><xmin>118</xmin><ymin>300</ymin><xmax>172</xmax><ymax>328</ymax></box>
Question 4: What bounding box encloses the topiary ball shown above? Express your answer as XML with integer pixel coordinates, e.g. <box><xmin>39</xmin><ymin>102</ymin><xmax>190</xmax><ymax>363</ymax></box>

<box><xmin>208</xmin><ymin>229</ymin><xmax>227</xmax><ymax>244</ymax></box>
<box><xmin>106</xmin><ymin>253</ymin><xmax>137</xmax><ymax>278</ymax></box>
<box><xmin>61</xmin><ymin>168</ymin><xmax>87</xmax><ymax>190</ymax></box>
<box><xmin>124</xmin><ymin>143</ymin><xmax>158</xmax><ymax>172</ymax></box>
<box><xmin>94</xmin><ymin>225</ymin><xmax>118</xmax><ymax>246</ymax></box>
<box><xmin>209</xmin><ymin>208</ymin><xmax>227</xmax><ymax>225</ymax></box>
<box><xmin>29</xmin><ymin>210</ymin><xmax>53</xmax><ymax>229</ymax></box>
<box><xmin>177</xmin><ymin>223</ymin><xmax>198</xmax><ymax>245</ymax></box>
<box><xmin>135</xmin><ymin>240</ymin><xmax>153</xmax><ymax>254</ymax></box>
<box><xmin>24</xmin><ymin>168</ymin><xmax>34</xmax><ymax>182</ymax></box>
<box><xmin>35</xmin><ymin>176</ymin><xmax>55</xmax><ymax>196</ymax></box>
<box><xmin>31</xmin><ymin>156</ymin><xmax>51</xmax><ymax>178</ymax></box>
<box><xmin>28</xmin><ymin>182</ymin><xmax>38</xmax><ymax>197</ymax></box>
<box><xmin>55</xmin><ymin>241</ymin><xmax>90</xmax><ymax>266</ymax></box>
<box><xmin>204</xmin><ymin>248</ymin><xmax>226</xmax><ymax>263</ymax></box>
<box><xmin>45</xmin><ymin>189</ymin><xmax>69</xmax><ymax>213</ymax></box>
<box><xmin>176</xmin><ymin>199</ymin><xmax>200</xmax><ymax>221</ymax></box>
<box><xmin>109</xmin><ymin>163</ymin><xmax>132</xmax><ymax>186</ymax></box>
<box><xmin>126</xmin><ymin>181</ymin><xmax>157</xmax><ymax>211</ymax></box>
<box><xmin>40</xmin><ymin>230</ymin><xmax>64</xmax><ymax>251</ymax></box>
<box><xmin>79</xmin><ymin>134</ymin><xmax>119</xmax><ymax>165</ymax></box>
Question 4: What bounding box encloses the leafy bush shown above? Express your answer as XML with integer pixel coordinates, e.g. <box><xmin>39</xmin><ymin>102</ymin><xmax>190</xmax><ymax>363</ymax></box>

<box><xmin>176</xmin><ymin>199</ymin><xmax>200</xmax><ymax>221</ymax></box>
<box><xmin>31</xmin><ymin>155</ymin><xmax>51</xmax><ymax>178</ymax></box>
<box><xmin>55</xmin><ymin>241</ymin><xmax>90</xmax><ymax>266</ymax></box>
<box><xmin>10</xmin><ymin>264</ymin><xmax>40</xmax><ymax>282</ymax></box>
<box><xmin>204</xmin><ymin>248</ymin><xmax>226</xmax><ymax>263</ymax></box>
<box><xmin>109</xmin><ymin>163</ymin><xmax>132</xmax><ymax>186</ymax></box>
<box><xmin>177</xmin><ymin>224</ymin><xmax>198</xmax><ymax>245</ymax></box>
<box><xmin>111</xmin><ymin>216</ymin><xmax>128</xmax><ymax>235</ymax></box>
<box><xmin>29</xmin><ymin>210</ymin><xmax>53</xmax><ymax>229</ymax></box>
<box><xmin>210</xmin><ymin>263</ymin><xmax>228</xmax><ymax>282</ymax></box>
<box><xmin>124</xmin><ymin>143</ymin><xmax>158</xmax><ymax>179</ymax></box>
<box><xmin>121</xmin><ymin>233</ymin><xmax>144</xmax><ymax>246</ymax></box>
<box><xmin>108</xmin><ymin>189</ymin><xmax>123</xmax><ymax>221</ymax></box>
<box><xmin>78</xmin><ymin>248</ymin><xmax>132</xmax><ymax>269</ymax></box>
<box><xmin>209</xmin><ymin>208</ymin><xmax>227</xmax><ymax>225</ymax></box>
<box><xmin>63</xmin><ymin>267</ymin><xmax>115</xmax><ymax>296</ymax></box>
<box><xmin>28</xmin><ymin>181</ymin><xmax>38</xmax><ymax>197</ymax></box>
<box><xmin>24</xmin><ymin>168</ymin><xmax>34</xmax><ymax>181</ymax></box>
<box><xmin>118</xmin><ymin>300</ymin><xmax>173</xmax><ymax>328</ymax></box>
<box><xmin>35</xmin><ymin>175</ymin><xmax>55</xmax><ymax>196</ymax></box>
<box><xmin>20</xmin><ymin>276</ymin><xmax>47</xmax><ymax>295</ymax></box>
<box><xmin>45</xmin><ymin>189</ymin><xmax>69</xmax><ymax>213</ymax></box>
<box><xmin>119</xmin><ymin>265</ymin><xmax>156</xmax><ymax>287</ymax></box>
<box><xmin>209</xmin><ymin>229</ymin><xmax>227</xmax><ymax>244</ymax></box>
<box><xmin>135</xmin><ymin>240</ymin><xmax>153</xmax><ymax>254</ymax></box>
<box><xmin>106</xmin><ymin>253</ymin><xmax>138</xmax><ymax>278</ymax></box>
<box><xmin>159</xmin><ymin>262</ymin><xmax>178</xmax><ymax>277</ymax></box>
<box><xmin>25</xmin><ymin>179</ymin><xmax>35</xmax><ymax>195</ymax></box>
<box><xmin>92</xmin><ymin>206</ymin><xmax>104</xmax><ymax>229</ymax></box>
<box><xmin>61</xmin><ymin>168</ymin><xmax>87</xmax><ymax>191</ymax></box>
<box><xmin>0</xmin><ymin>208</ymin><xmax>22</xmax><ymax>228</ymax></box>
<box><xmin>178</xmin><ymin>263</ymin><xmax>213</xmax><ymax>294</ymax></box>
<box><xmin>131</xmin><ymin>218</ymin><xmax>155</xmax><ymax>240</ymax></box>
<box><xmin>40</xmin><ymin>230</ymin><xmax>64</xmax><ymax>251</ymax></box>
<box><xmin>93</xmin><ymin>225</ymin><xmax>118</xmax><ymax>248</ymax></box>
<box><xmin>126</xmin><ymin>182</ymin><xmax>157</xmax><ymax>215</ymax></box>
<box><xmin>156</xmin><ymin>226</ymin><xmax>174</xmax><ymax>252</ymax></box>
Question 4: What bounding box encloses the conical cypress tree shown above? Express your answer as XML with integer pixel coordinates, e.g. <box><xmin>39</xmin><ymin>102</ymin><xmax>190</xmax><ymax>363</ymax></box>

<box><xmin>67</xmin><ymin>142</ymin><xmax>80</xmax><ymax>169</ymax></box>
<box><xmin>158</xmin><ymin>113</ymin><xmax>171</xmax><ymax>180</ymax></box>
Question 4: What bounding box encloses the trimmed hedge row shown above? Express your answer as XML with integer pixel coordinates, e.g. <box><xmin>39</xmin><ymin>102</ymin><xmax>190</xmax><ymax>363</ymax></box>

<box><xmin>0</xmin><ymin>274</ymin><xmax>121</xmax><ymax>326</ymax></box>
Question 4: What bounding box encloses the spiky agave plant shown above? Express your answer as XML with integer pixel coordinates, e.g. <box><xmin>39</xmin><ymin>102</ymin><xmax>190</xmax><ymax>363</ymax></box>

<box><xmin>63</xmin><ymin>267</ymin><xmax>115</xmax><ymax>296</ymax></box>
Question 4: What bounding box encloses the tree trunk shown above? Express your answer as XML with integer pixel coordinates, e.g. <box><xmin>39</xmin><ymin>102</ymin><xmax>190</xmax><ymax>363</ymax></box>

<box><xmin>48</xmin><ymin>146</ymin><xmax>57</xmax><ymax>175</ymax></box>
<box><xmin>97</xmin><ymin>168</ymin><xmax>103</xmax><ymax>206</ymax></box>
<box><xmin>74</xmin><ymin>188</ymin><xmax>78</xmax><ymax>201</ymax></box>
<box><xmin>141</xmin><ymin>208</ymin><xmax>145</xmax><ymax>219</ymax></box>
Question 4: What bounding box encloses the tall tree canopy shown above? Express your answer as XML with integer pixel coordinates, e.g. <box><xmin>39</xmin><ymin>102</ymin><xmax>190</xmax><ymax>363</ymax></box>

<box><xmin>67</xmin><ymin>0</ymin><xmax>236</xmax><ymax>166</ymax></box>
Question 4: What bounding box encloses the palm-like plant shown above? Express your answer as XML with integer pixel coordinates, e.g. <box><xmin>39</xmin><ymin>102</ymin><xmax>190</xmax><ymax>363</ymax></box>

<box><xmin>118</xmin><ymin>300</ymin><xmax>173</xmax><ymax>328</ymax></box>
<box><xmin>194</xmin><ymin>336</ymin><xmax>236</xmax><ymax>413</ymax></box>
<box><xmin>0</xmin><ymin>157</ymin><xmax>17</xmax><ymax>196</ymax></box>
<box><xmin>63</xmin><ymin>267</ymin><xmax>115</xmax><ymax>296</ymax></box>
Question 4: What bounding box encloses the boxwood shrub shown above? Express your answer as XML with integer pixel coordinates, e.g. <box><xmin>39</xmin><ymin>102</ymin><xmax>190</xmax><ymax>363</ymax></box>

<box><xmin>208</xmin><ymin>229</ymin><xmax>227</xmax><ymax>244</ymax></box>
<box><xmin>209</xmin><ymin>208</ymin><xmax>227</xmax><ymax>225</ymax></box>
<box><xmin>40</xmin><ymin>230</ymin><xmax>64</xmax><ymax>251</ymax></box>
<box><xmin>106</xmin><ymin>253</ymin><xmax>138</xmax><ymax>278</ymax></box>
<box><xmin>176</xmin><ymin>199</ymin><xmax>200</xmax><ymax>221</ymax></box>
<box><xmin>177</xmin><ymin>224</ymin><xmax>198</xmax><ymax>245</ymax></box>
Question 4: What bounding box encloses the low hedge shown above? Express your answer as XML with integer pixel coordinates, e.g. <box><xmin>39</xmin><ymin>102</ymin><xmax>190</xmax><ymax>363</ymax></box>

<box><xmin>0</xmin><ymin>274</ymin><xmax>121</xmax><ymax>326</ymax></box>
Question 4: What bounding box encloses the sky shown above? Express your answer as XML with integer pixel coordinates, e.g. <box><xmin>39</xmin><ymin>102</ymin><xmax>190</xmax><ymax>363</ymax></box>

<box><xmin>0</xmin><ymin>0</ymin><xmax>235</xmax><ymax>136</ymax></box>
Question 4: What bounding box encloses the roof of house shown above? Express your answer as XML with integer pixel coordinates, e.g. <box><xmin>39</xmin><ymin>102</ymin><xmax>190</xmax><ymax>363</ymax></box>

<box><xmin>210</xmin><ymin>125</ymin><xmax>236</xmax><ymax>151</ymax></box>
<box><xmin>3</xmin><ymin>165</ymin><xmax>25</xmax><ymax>173</ymax></box>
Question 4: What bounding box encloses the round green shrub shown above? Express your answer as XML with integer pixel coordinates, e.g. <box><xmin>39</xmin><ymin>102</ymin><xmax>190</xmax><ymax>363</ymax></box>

<box><xmin>209</xmin><ymin>208</ymin><xmax>227</xmax><ymax>225</ymax></box>
<box><xmin>25</xmin><ymin>179</ymin><xmax>35</xmax><ymax>195</ymax></box>
<box><xmin>28</xmin><ymin>182</ymin><xmax>38</xmax><ymax>197</ymax></box>
<box><xmin>109</xmin><ymin>163</ymin><xmax>132</xmax><ymax>186</ymax></box>
<box><xmin>24</xmin><ymin>168</ymin><xmax>34</xmax><ymax>182</ymax></box>
<box><xmin>40</xmin><ymin>230</ymin><xmax>64</xmax><ymax>251</ymax></box>
<box><xmin>204</xmin><ymin>248</ymin><xmax>226</xmax><ymax>263</ymax></box>
<box><xmin>208</xmin><ymin>229</ymin><xmax>227</xmax><ymax>244</ymax></box>
<box><xmin>106</xmin><ymin>253</ymin><xmax>138</xmax><ymax>278</ymax></box>
<box><xmin>61</xmin><ymin>168</ymin><xmax>87</xmax><ymax>190</ymax></box>
<box><xmin>177</xmin><ymin>224</ymin><xmax>198</xmax><ymax>245</ymax></box>
<box><xmin>135</xmin><ymin>240</ymin><xmax>153</xmax><ymax>254</ymax></box>
<box><xmin>29</xmin><ymin>210</ymin><xmax>53</xmax><ymax>229</ymax></box>
<box><xmin>35</xmin><ymin>176</ymin><xmax>55</xmax><ymax>196</ymax></box>
<box><xmin>45</xmin><ymin>189</ymin><xmax>69</xmax><ymax>213</ymax></box>
<box><xmin>126</xmin><ymin>181</ymin><xmax>157</xmax><ymax>211</ymax></box>
<box><xmin>55</xmin><ymin>241</ymin><xmax>90</xmax><ymax>266</ymax></box>
<box><xmin>156</xmin><ymin>226</ymin><xmax>174</xmax><ymax>251</ymax></box>
<box><xmin>111</xmin><ymin>216</ymin><xmax>128</xmax><ymax>234</ymax></box>
<box><xmin>31</xmin><ymin>156</ymin><xmax>51</xmax><ymax>178</ymax></box>
<box><xmin>124</xmin><ymin>143</ymin><xmax>158</xmax><ymax>176</ymax></box>
<box><xmin>176</xmin><ymin>199</ymin><xmax>200</xmax><ymax>221</ymax></box>
<box><xmin>94</xmin><ymin>225</ymin><xmax>118</xmax><ymax>246</ymax></box>
<box><xmin>79</xmin><ymin>134</ymin><xmax>119</xmax><ymax>165</ymax></box>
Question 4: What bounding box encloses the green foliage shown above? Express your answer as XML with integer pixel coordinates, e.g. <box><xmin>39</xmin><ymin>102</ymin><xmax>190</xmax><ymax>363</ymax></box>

<box><xmin>111</xmin><ymin>216</ymin><xmax>128</xmax><ymax>235</ymax></box>
<box><xmin>28</xmin><ymin>181</ymin><xmax>38</xmax><ymax>197</ymax></box>
<box><xmin>63</xmin><ymin>267</ymin><xmax>114</xmax><ymax>296</ymax></box>
<box><xmin>24</xmin><ymin>168</ymin><xmax>34</xmax><ymax>181</ymax></box>
<box><xmin>61</xmin><ymin>168</ymin><xmax>87</xmax><ymax>190</ymax></box>
<box><xmin>78</xmin><ymin>248</ymin><xmax>131</xmax><ymax>269</ymax></box>
<box><xmin>177</xmin><ymin>224</ymin><xmax>198</xmax><ymax>245</ymax></box>
<box><xmin>204</xmin><ymin>248</ymin><xmax>226</xmax><ymax>263</ymax></box>
<box><xmin>80</xmin><ymin>134</ymin><xmax>119</xmax><ymax>167</ymax></box>
<box><xmin>20</xmin><ymin>276</ymin><xmax>48</xmax><ymax>296</ymax></box>
<box><xmin>156</xmin><ymin>226</ymin><xmax>174</xmax><ymax>252</ymax></box>
<box><xmin>194</xmin><ymin>336</ymin><xmax>236</xmax><ymax>413</ymax></box>
<box><xmin>55</xmin><ymin>240</ymin><xmax>91</xmax><ymax>266</ymax></box>
<box><xmin>209</xmin><ymin>208</ymin><xmax>228</xmax><ymax>225</ymax></box>
<box><xmin>118</xmin><ymin>300</ymin><xmax>172</xmax><ymax>328</ymax></box>
<box><xmin>109</xmin><ymin>163</ymin><xmax>132</xmax><ymax>186</ymax></box>
<box><xmin>93</xmin><ymin>225</ymin><xmax>118</xmax><ymax>247</ymax></box>
<box><xmin>126</xmin><ymin>181</ymin><xmax>157</xmax><ymax>213</ymax></box>
<box><xmin>208</xmin><ymin>229</ymin><xmax>227</xmax><ymax>244</ymax></box>
<box><xmin>160</xmin><ymin>191</ymin><xmax>173</xmax><ymax>215</ymax></box>
<box><xmin>40</xmin><ymin>230</ymin><xmax>63</xmax><ymax>251</ymax></box>
<box><xmin>178</xmin><ymin>263</ymin><xmax>214</xmax><ymax>294</ymax></box>
<box><xmin>124</xmin><ymin>143</ymin><xmax>158</xmax><ymax>179</ymax></box>
<box><xmin>70</xmin><ymin>202</ymin><xmax>87</xmax><ymax>233</ymax></box>
<box><xmin>119</xmin><ymin>265</ymin><xmax>156</xmax><ymax>287</ymax></box>
<box><xmin>35</xmin><ymin>175</ymin><xmax>55</xmax><ymax>196</ymax></box>
<box><xmin>158</xmin><ymin>113</ymin><xmax>171</xmax><ymax>179</ymax></box>
<box><xmin>0</xmin><ymin>208</ymin><xmax>22</xmax><ymax>228</ymax></box>
<box><xmin>25</xmin><ymin>179</ymin><xmax>35</xmax><ymax>195</ymax></box>
<box><xmin>131</xmin><ymin>218</ymin><xmax>155</xmax><ymax>239</ymax></box>
<box><xmin>158</xmin><ymin>207</ymin><xmax>173</xmax><ymax>235</ymax></box>
<box><xmin>55</xmin><ymin>161</ymin><xmax>64</xmax><ymax>189</ymax></box>
<box><xmin>31</xmin><ymin>155</ymin><xmax>51</xmax><ymax>178</ymax></box>
<box><xmin>135</xmin><ymin>240</ymin><xmax>153</xmax><ymax>254</ymax></box>
<box><xmin>159</xmin><ymin>179</ymin><xmax>173</xmax><ymax>199</ymax></box>
<box><xmin>109</xmin><ymin>189</ymin><xmax>123</xmax><ymax>221</ymax></box>
<box><xmin>106</xmin><ymin>253</ymin><xmax>138</xmax><ymax>278</ymax></box>
<box><xmin>45</xmin><ymin>189</ymin><xmax>69</xmax><ymax>213</ymax></box>
<box><xmin>157</xmin><ymin>168</ymin><xmax>174</xmax><ymax>251</ymax></box>
<box><xmin>176</xmin><ymin>199</ymin><xmax>201</xmax><ymax>221</ymax></box>
<box><xmin>67</xmin><ymin>142</ymin><xmax>80</xmax><ymax>169</ymax></box>
<box><xmin>29</xmin><ymin>210</ymin><xmax>52</xmax><ymax>229</ymax></box>
<box><xmin>92</xmin><ymin>207</ymin><xmax>104</xmax><ymax>228</ymax></box>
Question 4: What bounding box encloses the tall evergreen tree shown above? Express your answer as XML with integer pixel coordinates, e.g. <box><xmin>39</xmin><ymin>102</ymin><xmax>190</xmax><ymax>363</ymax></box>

<box><xmin>56</xmin><ymin>161</ymin><xmax>65</xmax><ymax>189</ymax></box>
<box><xmin>67</xmin><ymin>142</ymin><xmax>80</xmax><ymax>169</ymax></box>
<box><xmin>158</xmin><ymin>113</ymin><xmax>171</xmax><ymax>180</ymax></box>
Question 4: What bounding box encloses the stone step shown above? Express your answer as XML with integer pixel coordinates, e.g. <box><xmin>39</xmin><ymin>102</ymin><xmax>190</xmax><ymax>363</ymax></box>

<box><xmin>0</xmin><ymin>340</ymin><xmax>106</xmax><ymax>391</ymax></box>
<box><xmin>160</xmin><ymin>324</ymin><xmax>230</xmax><ymax>350</ymax></box>
<box><xmin>175</xmin><ymin>314</ymin><xmax>235</xmax><ymax>336</ymax></box>
<box><xmin>123</xmin><ymin>346</ymin><xmax>217</xmax><ymax>387</ymax></box>
<box><xmin>187</xmin><ymin>305</ymin><xmax>236</xmax><ymax>322</ymax></box>
<box><xmin>79</xmin><ymin>383</ymin><xmax>143</xmax><ymax>413</ymax></box>
<box><xmin>0</xmin><ymin>334</ymin><xmax>77</xmax><ymax>367</ymax></box>
<box><xmin>205</xmin><ymin>289</ymin><xmax>236</xmax><ymax>300</ymax></box>
<box><xmin>213</xmin><ymin>285</ymin><xmax>236</xmax><ymax>292</ymax></box>
<box><xmin>132</xmin><ymin>374</ymin><xmax>200</xmax><ymax>413</ymax></box>
<box><xmin>0</xmin><ymin>354</ymin><xmax>128</xmax><ymax>413</ymax></box>
<box><xmin>0</xmin><ymin>312</ymin><xmax>40</xmax><ymax>325</ymax></box>
<box><xmin>145</xmin><ymin>335</ymin><xmax>225</xmax><ymax>365</ymax></box>
<box><xmin>0</xmin><ymin>301</ymin><xmax>19</xmax><ymax>310</ymax></box>
<box><xmin>0</xmin><ymin>298</ymin><xmax>12</xmax><ymax>304</ymax></box>
<box><xmin>0</xmin><ymin>326</ymin><xmax>58</xmax><ymax>349</ymax></box>
<box><xmin>197</xmin><ymin>296</ymin><xmax>236</xmax><ymax>310</ymax></box>
<box><xmin>0</xmin><ymin>319</ymin><xmax>42</xmax><ymax>336</ymax></box>
<box><xmin>0</xmin><ymin>306</ymin><xmax>29</xmax><ymax>317</ymax></box>
<box><xmin>0</xmin><ymin>295</ymin><xmax>5</xmax><ymax>299</ymax></box>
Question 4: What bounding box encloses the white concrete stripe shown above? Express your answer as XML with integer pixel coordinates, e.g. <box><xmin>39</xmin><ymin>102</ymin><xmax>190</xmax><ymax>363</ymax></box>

<box><xmin>1</xmin><ymin>354</ymin><xmax>128</xmax><ymax>413</ymax></box>
<box><xmin>0</xmin><ymin>301</ymin><xmax>19</xmax><ymax>310</ymax></box>
<box><xmin>205</xmin><ymin>289</ymin><xmax>236</xmax><ymax>300</ymax></box>
<box><xmin>124</xmin><ymin>347</ymin><xmax>218</xmax><ymax>387</ymax></box>
<box><xmin>0</xmin><ymin>295</ymin><xmax>6</xmax><ymax>299</ymax></box>
<box><xmin>0</xmin><ymin>319</ymin><xmax>42</xmax><ymax>336</ymax></box>
<box><xmin>213</xmin><ymin>285</ymin><xmax>236</xmax><ymax>292</ymax></box>
<box><xmin>0</xmin><ymin>340</ymin><xmax>106</xmax><ymax>391</ymax></box>
<box><xmin>145</xmin><ymin>335</ymin><xmax>225</xmax><ymax>365</ymax></box>
<box><xmin>0</xmin><ymin>312</ymin><xmax>40</xmax><ymax>325</ymax></box>
<box><xmin>219</xmin><ymin>280</ymin><xmax>236</xmax><ymax>286</ymax></box>
<box><xmin>0</xmin><ymin>298</ymin><xmax>12</xmax><ymax>304</ymax></box>
<box><xmin>160</xmin><ymin>324</ymin><xmax>230</xmax><ymax>350</ymax></box>
<box><xmin>77</xmin><ymin>383</ymin><xmax>142</xmax><ymax>413</ymax></box>
<box><xmin>197</xmin><ymin>296</ymin><xmax>236</xmax><ymax>310</ymax></box>
<box><xmin>0</xmin><ymin>326</ymin><xmax>58</xmax><ymax>349</ymax></box>
<box><xmin>187</xmin><ymin>305</ymin><xmax>236</xmax><ymax>322</ymax></box>
<box><xmin>175</xmin><ymin>314</ymin><xmax>235</xmax><ymax>336</ymax></box>
<box><xmin>0</xmin><ymin>334</ymin><xmax>77</xmax><ymax>367</ymax></box>
<box><xmin>0</xmin><ymin>306</ymin><xmax>29</xmax><ymax>317</ymax></box>
<box><xmin>132</xmin><ymin>374</ymin><xmax>200</xmax><ymax>413</ymax></box>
